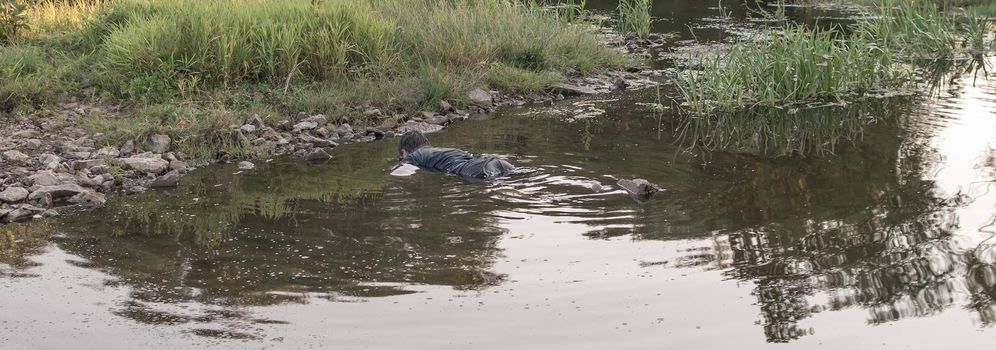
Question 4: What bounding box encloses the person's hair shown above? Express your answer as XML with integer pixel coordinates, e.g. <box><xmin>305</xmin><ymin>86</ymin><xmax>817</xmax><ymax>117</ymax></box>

<box><xmin>398</xmin><ymin>131</ymin><xmax>431</xmax><ymax>154</ymax></box>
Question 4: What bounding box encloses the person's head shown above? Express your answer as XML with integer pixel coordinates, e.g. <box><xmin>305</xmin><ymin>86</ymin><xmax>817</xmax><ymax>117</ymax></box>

<box><xmin>398</xmin><ymin>131</ymin><xmax>430</xmax><ymax>160</ymax></box>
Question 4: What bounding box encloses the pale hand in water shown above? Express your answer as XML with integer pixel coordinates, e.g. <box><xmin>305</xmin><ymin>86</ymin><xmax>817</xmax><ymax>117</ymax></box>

<box><xmin>391</xmin><ymin>163</ymin><xmax>420</xmax><ymax>177</ymax></box>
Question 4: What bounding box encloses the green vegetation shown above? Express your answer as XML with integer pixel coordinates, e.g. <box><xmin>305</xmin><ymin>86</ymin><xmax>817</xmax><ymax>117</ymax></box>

<box><xmin>617</xmin><ymin>0</ymin><xmax>653</xmax><ymax>38</ymax></box>
<box><xmin>854</xmin><ymin>0</ymin><xmax>988</xmax><ymax>58</ymax></box>
<box><xmin>675</xmin><ymin>25</ymin><xmax>911</xmax><ymax>114</ymax></box>
<box><xmin>0</xmin><ymin>0</ymin><xmax>28</xmax><ymax>44</ymax></box>
<box><xmin>675</xmin><ymin>0</ymin><xmax>991</xmax><ymax>115</ymax></box>
<box><xmin>0</xmin><ymin>0</ymin><xmax>626</xmax><ymax>156</ymax></box>
<box><xmin>0</xmin><ymin>45</ymin><xmax>59</xmax><ymax>114</ymax></box>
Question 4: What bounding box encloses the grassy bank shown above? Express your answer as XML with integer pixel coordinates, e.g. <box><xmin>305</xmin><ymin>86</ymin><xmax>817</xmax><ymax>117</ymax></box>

<box><xmin>674</xmin><ymin>0</ymin><xmax>991</xmax><ymax>115</ymax></box>
<box><xmin>0</xmin><ymin>0</ymin><xmax>626</xmax><ymax>157</ymax></box>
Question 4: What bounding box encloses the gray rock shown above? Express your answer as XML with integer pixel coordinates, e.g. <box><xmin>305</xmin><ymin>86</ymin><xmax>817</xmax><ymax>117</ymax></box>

<box><xmin>149</xmin><ymin>134</ymin><xmax>172</xmax><ymax>153</ymax></box>
<box><xmin>305</xmin><ymin>148</ymin><xmax>332</xmax><ymax>161</ymax></box>
<box><xmin>30</xmin><ymin>183</ymin><xmax>89</xmax><ymax>199</ymax></box>
<box><xmin>396</xmin><ymin>121</ymin><xmax>444</xmax><ymax>134</ymax></box>
<box><xmin>78</xmin><ymin>174</ymin><xmax>104</xmax><ymax>188</ymax></box>
<box><xmin>362</xmin><ymin>109</ymin><xmax>382</xmax><ymax>118</ymax></box>
<box><xmin>120</xmin><ymin>140</ymin><xmax>136</xmax><ymax>155</ymax></box>
<box><xmin>133</xmin><ymin>152</ymin><xmax>160</xmax><ymax>159</ymax></box>
<box><xmin>468</xmin><ymin>88</ymin><xmax>493</xmax><ymax>106</ymax></box>
<box><xmin>293</xmin><ymin>121</ymin><xmax>319</xmax><ymax>132</ymax></box>
<box><xmin>426</xmin><ymin>114</ymin><xmax>450</xmax><ymax>126</ymax></box>
<box><xmin>12</xmin><ymin>130</ymin><xmax>37</xmax><ymax>138</ymax></box>
<box><xmin>245</xmin><ymin>114</ymin><xmax>264</xmax><ymax>126</ymax></box>
<box><xmin>22</xmin><ymin>139</ymin><xmax>42</xmax><ymax>150</ymax></box>
<box><xmin>301</xmin><ymin>114</ymin><xmax>328</xmax><ymax>126</ymax></box>
<box><xmin>4</xmin><ymin>205</ymin><xmax>45</xmax><ymax>223</ymax></box>
<box><xmin>335</xmin><ymin>123</ymin><xmax>354</xmax><ymax>137</ymax></box>
<box><xmin>439</xmin><ymin>100</ymin><xmax>454</xmax><ymax>112</ymax></box>
<box><xmin>376</xmin><ymin>118</ymin><xmax>399</xmax><ymax>132</ymax></box>
<box><xmin>90</xmin><ymin>165</ymin><xmax>112</xmax><ymax>175</ymax></box>
<box><xmin>299</xmin><ymin>134</ymin><xmax>338</xmax><ymax>148</ymax></box>
<box><xmin>73</xmin><ymin>159</ymin><xmax>107</xmax><ymax>171</ymax></box>
<box><xmin>150</xmin><ymin>170</ymin><xmax>181</xmax><ymax>188</ymax></box>
<box><xmin>61</xmin><ymin>141</ymin><xmax>92</xmax><ymax>153</ymax></box>
<box><xmin>64</xmin><ymin>151</ymin><xmax>92</xmax><ymax>160</ymax></box>
<box><xmin>550</xmin><ymin>83</ymin><xmax>598</xmax><ymax>96</ymax></box>
<box><xmin>2</xmin><ymin>150</ymin><xmax>31</xmax><ymax>164</ymax></box>
<box><xmin>260</xmin><ymin>127</ymin><xmax>278</xmax><ymax>140</ymax></box>
<box><xmin>240</xmin><ymin>124</ymin><xmax>257</xmax><ymax>134</ymax></box>
<box><xmin>0</xmin><ymin>187</ymin><xmax>29</xmax><ymax>203</ymax></box>
<box><xmin>69</xmin><ymin>191</ymin><xmax>106</xmax><ymax>209</ymax></box>
<box><xmin>237</xmin><ymin>161</ymin><xmax>255</xmax><ymax>171</ymax></box>
<box><xmin>117</xmin><ymin>157</ymin><xmax>169</xmax><ymax>174</ymax></box>
<box><xmin>38</xmin><ymin>153</ymin><xmax>62</xmax><ymax>170</ymax></box>
<box><xmin>169</xmin><ymin>160</ymin><xmax>189</xmax><ymax>173</ymax></box>
<box><xmin>28</xmin><ymin>170</ymin><xmax>76</xmax><ymax>187</ymax></box>
<box><xmin>96</xmin><ymin>146</ymin><xmax>120</xmax><ymax>158</ymax></box>
<box><xmin>314</xmin><ymin>127</ymin><xmax>332</xmax><ymax>138</ymax></box>
<box><xmin>614</xmin><ymin>78</ymin><xmax>629</xmax><ymax>90</ymax></box>
<box><xmin>28</xmin><ymin>191</ymin><xmax>52</xmax><ymax>209</ymax></box>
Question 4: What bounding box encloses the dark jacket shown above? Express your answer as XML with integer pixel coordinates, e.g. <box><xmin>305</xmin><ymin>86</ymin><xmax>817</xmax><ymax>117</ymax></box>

<box><xmin>402</xmin><ymin>147</ymin><xmax>514</xmax><ymax>180</ymax></box>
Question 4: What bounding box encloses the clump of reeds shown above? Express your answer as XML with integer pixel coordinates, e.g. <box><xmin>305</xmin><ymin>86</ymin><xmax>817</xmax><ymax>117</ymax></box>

<box><xmin>854</xmin><ymin>0</ymin><xmax>967</xmax><ymax>58</ymax></box>
<box><xmin>674</xmin><ymin>25</ymin><xmax>911</xmax><ymax>114</ymax></box>
<box><xmin>618</xmin><ymin>0</ymin><xmax>653</xmax><ymax>39</ymax></box>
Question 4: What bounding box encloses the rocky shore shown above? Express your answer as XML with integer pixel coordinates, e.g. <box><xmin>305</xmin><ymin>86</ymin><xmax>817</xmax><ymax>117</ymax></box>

<box><xmin>0</xmin><ymin>36</ymin><xmax>660</xmax><ymax>224</ymax></box>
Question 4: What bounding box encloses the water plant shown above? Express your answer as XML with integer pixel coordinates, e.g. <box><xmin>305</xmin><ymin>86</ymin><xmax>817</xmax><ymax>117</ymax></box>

<box><xmin>854</xmin><ymin>0</ymin><xmax>969</xmax><ymax>58</ymax></box>
<box><xmin>618</xmin><ymin>0</ymin><xmax>653</xmax><ymax>39</ymax></box>
<box><xmin>674</xmin><ymin>25</ymin><xmax>911</xmax><ymax>114</ymax></box>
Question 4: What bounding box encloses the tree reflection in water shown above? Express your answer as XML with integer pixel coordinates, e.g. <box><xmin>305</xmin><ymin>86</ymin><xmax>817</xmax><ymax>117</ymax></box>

<box><xmin>661</xmin><ymin>103</ymin><xmax>996</xmax><ymax>342</ymax></box>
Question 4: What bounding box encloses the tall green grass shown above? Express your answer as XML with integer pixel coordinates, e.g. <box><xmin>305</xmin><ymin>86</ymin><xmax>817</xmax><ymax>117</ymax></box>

<box><xmin>0</xmin><ymin>0</ymin><xmax>28</xmax><ymax>44</ymax></box>
<box><xmin>618</xmin><ymin>0</ymin><xmax>653</xmax><ymax>39</ymax></box>
<box><xmin>675</xmin><ymin>25</ymin><xmax>911</xmax><ymax>114</ymax></box>
<box><xmin>854</xmin><ymin>0</ymin><xmax>979</xmax><ymax>58</ymax></box>
<box><xmin>98</xmin><ymin>0</ymin><xmax>394</xmax><ymax>93</ymax></box>
<box><xmin>3</xmin><ymin>0</ymin><xmax>626</xmax><ymax>155</ymax></box>
<box><xmin>17</xmin><ymin>0</ymin><xmax>624</xmax><ymax>101</ymax></box>
<box><xmin>0</xmin><ymin>45</ymin><xmax>58</xmax><ymax>114</ymax></box>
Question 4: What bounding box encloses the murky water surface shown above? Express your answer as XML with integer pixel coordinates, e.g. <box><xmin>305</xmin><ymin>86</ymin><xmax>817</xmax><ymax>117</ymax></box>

<box><xmin>3</xmin><ymin>1</ymin><xmax>996</xmax><ymax>349</ymax></box>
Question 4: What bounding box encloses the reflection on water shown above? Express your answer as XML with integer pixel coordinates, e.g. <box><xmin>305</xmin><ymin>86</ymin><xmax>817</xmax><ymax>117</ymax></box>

<box><xmin>3</xmin><ymin>1</ymin><xmax>996</xmax><ymax>349</ymax></box>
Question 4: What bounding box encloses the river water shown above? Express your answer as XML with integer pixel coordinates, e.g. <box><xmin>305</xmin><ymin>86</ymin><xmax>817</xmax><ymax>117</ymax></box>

<box><xmin>3</xmin><ymin>1</ymin><xmax>996</xmax><ymax>349</ymax></box>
